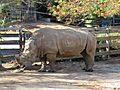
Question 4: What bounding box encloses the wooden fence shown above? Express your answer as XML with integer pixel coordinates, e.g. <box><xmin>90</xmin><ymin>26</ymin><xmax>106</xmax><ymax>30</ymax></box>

<box><xmin>0</xmin><ymin>26</ymin><xmax>119</xmax><ymax>61</ymax></box>
<box><xmin>0</xmin><ymin>27</ymin><xmax>25</xmax><ymax>61</ymax></box>
<box><xmin>90</xmin><ymin>26</ymin><xmax>120</xmax><ymax>60</ymax></box>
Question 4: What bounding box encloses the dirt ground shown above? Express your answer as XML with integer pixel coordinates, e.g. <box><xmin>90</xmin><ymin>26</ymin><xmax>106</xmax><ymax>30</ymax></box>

<box><xmin>0</xmin><ymin>59</ymin><xmax>120</xmax><ymax>90</ymax></box>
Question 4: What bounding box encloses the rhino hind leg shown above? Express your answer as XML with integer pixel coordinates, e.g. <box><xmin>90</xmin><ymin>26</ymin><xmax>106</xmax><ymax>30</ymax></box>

<box><xmin>81</xmin><ymin>51</ymin><xmax>94</xmax><ymax>72</ymax></box>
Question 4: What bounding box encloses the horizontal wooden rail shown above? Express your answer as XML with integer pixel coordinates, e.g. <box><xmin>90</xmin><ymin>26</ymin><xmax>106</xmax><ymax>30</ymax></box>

<box><xmin>90</xmin><ymin>26</ymin><xmax>120</xmax><ymax>59</ymax></box>
<box><xmin>0</xmin><ymin>27</ymin><xmax>20</xmax><ymax>31</ymax></box>
<box><xmin>0</xmin><ymin>27</ymin><xmax>25</xmax><ymax>58</ymax></box>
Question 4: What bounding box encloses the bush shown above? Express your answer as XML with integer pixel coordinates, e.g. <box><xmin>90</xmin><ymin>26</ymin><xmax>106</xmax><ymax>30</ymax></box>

<box><xmin>48</xmin><ymin>0</ymin><xmax>120</xmax><ymax>25</ymax></box>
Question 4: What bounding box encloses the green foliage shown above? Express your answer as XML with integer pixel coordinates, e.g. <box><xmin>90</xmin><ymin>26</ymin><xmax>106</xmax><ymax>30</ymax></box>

<box><xmin>97</xmin><ymin>32</ymin><xmax>120</xmax><ymax>50</ymax></box>
<box><xmin>91</xmin><ymin>0</ymin><xmax>120</xmax><ymax>17</ymax></box>
<box><xmin>48</xmin><ymin>0</ymin><xmax>120</xmax><ymax>24</ymax></box>
<box><xmin>0</xmin><ymin>4</ymin><xmax>9</xmax><ymax>27</ymax></box>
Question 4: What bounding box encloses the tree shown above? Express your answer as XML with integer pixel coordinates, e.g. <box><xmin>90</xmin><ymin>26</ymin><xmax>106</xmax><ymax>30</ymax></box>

<box><xmin>0</xmin><ymin>0</ymin><xmax>52</xmax><ymax>27</ymax></box>
<box><xmin>48</xmin><ymin>0</ymin><xmax>120</xmax><ymax>25</ymax></box>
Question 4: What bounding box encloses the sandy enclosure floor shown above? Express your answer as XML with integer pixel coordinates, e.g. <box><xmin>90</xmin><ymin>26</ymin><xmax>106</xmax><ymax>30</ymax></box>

<box><xmin>0</xmin><ymin>60</ymin><xmax>120</xmax><ymax>90</ymax></box>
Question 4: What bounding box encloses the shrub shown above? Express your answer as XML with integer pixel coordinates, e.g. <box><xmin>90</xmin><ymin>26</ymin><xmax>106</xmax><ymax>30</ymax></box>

<box><xmin>48</xmin><ymin>0</ymin><xmax>120</xmax><ymax>25</ymax></box>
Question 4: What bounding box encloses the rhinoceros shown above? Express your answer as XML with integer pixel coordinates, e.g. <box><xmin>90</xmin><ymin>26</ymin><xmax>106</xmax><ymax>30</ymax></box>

<box><xmin>16</xmin><ymin>27</ymin><xmax>96</xmax><ymax>72</ymax></box>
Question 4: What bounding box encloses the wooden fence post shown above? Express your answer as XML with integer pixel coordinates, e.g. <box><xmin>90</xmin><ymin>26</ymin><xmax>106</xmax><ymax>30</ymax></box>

<box><xmin>19</xmin><ymin>28</ymin><xmax>23</xmax><ymax>52</ymax></box>
<box><xmin>106</xmin><ymin>27</ymin><xmax>110</xmax><ymax>59</ymax></box>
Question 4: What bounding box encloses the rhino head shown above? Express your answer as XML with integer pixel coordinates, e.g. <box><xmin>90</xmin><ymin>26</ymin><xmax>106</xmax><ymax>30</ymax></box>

<box><xmin>15</xmin><ymin>53</ymin><xmax>33</xmax><ymax>69</ymax></box>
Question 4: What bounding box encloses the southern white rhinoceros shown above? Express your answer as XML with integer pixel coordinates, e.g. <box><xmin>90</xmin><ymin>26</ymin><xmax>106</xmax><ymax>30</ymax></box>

<box><xmin>16</xmin><ymin>27</ymin><xmax>96</xmax><ymax>72</ymax></box>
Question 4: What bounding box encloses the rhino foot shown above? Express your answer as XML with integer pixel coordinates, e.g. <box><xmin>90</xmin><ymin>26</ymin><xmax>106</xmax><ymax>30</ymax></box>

<box><xmin>38</xmin><ymin>69</ymin><xmax>55</xmax><ymax>72</ymax></box>
<box><xmin>82</xmin><ymin>67</ymin><xmax>86</xmax><ymax>71</ymax></box>
<box><xmin>82</xmin><ymin>68</ymin><xmax>93</xmax><ymax>72</ymax></box>
<box><xmin>47</xmin><ymin>70</ymin><xmax>55</xmax><ymax>72</ymax></box>
<box><xmin>38</xmin><ymin>69</ymin><xmax>46</xmax><ymax>72</ymax></box>
<box><xmin>85</xmin><ymin>69</ymin><xmax>93</xmax><ymax>72</ymax></box>
<box><xmin>13</xmin><ymin>68</ymin><xmax>24</xmax><ymax>73</ymax></box>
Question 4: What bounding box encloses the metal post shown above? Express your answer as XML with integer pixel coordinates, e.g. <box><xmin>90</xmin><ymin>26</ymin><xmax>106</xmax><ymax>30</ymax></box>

<box><xmin>0</xmin><ymin>60</ymin><xmax>2</xmax><ymax>67</ymax></box>
<box><xmin>19</xmin><ymin>28</ymin><xmax>23</xmax><ymax>52</ymax></box>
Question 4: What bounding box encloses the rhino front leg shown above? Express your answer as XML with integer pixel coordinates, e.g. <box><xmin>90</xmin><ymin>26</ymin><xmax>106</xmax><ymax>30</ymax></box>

<box><xmin>38</xmin><ymin>54</ymin><xmax>47</xmax><ymax>72</ymax></box>
<box><xmin>14</xmin><ymin>65</ymin><xmax>26</xmax><ymax>73</ymax></box>
<box><xmin>38</xmin><ymin>60</ymin><xmax>47</xmax><ymax>72</ymax></box>
<box><xmin>47</xmin><ymin>54</ymin><xmax>56</xmax><ymax>72</ymax></box>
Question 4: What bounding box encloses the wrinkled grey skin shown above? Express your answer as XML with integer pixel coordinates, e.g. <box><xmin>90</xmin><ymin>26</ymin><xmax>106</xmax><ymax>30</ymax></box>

<box><xmin>16</xmin><ymin>28</ymin><xmax>96</xmax><ymax>72</ymax></box>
